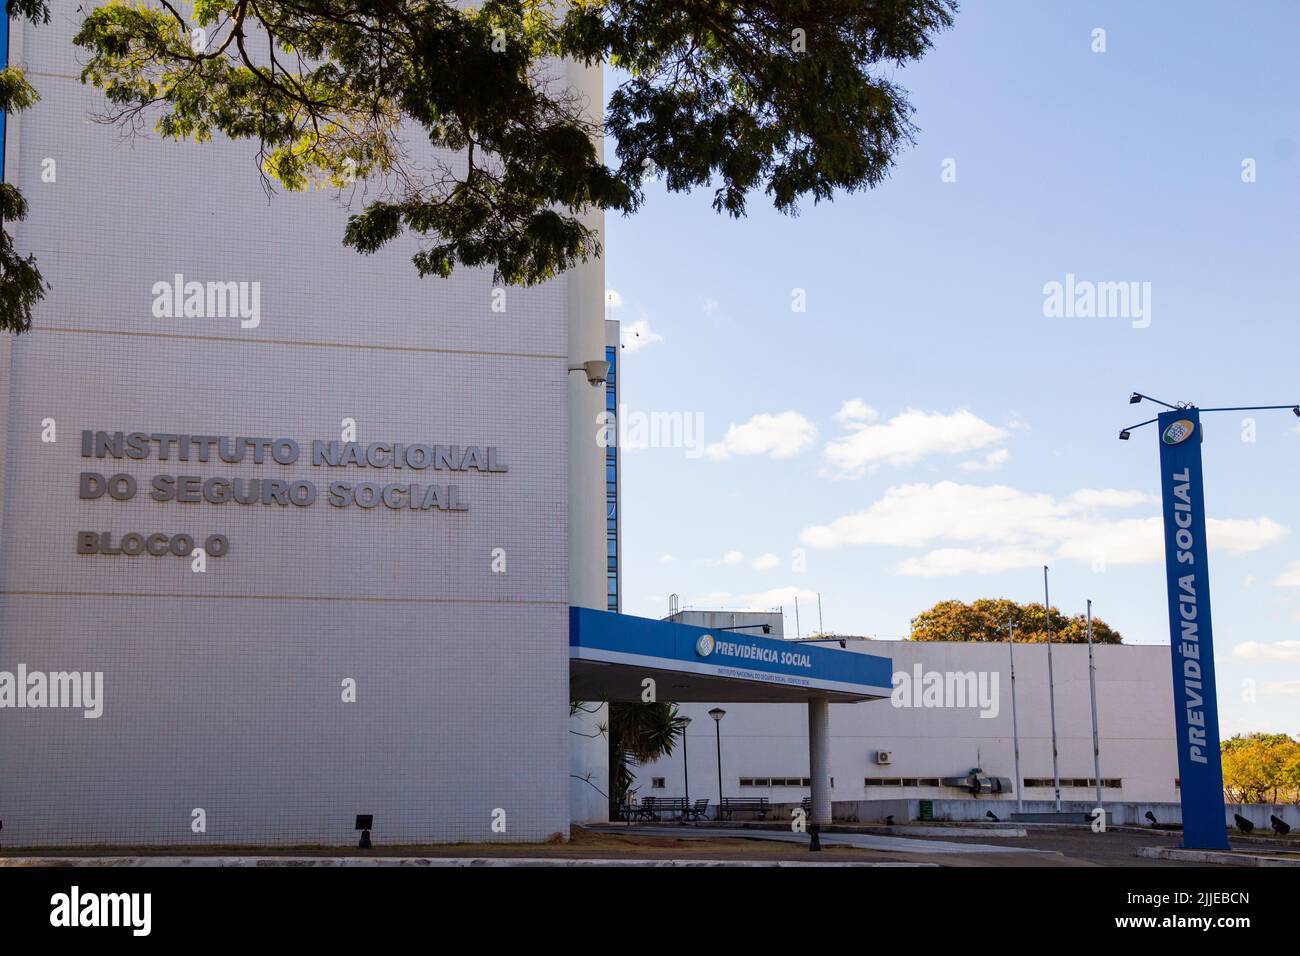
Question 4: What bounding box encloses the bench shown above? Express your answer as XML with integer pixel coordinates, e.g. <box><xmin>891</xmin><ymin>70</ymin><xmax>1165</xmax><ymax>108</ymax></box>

<box><xmin>626</xmin><ymin>796</ymin><xmax>711</xmax><ymax>822</ymax></box>
<box><xmin>615</xmin><ymin>799</ymin><xmax>643</xmax><ymax>823</ymax></box>
<box><xmin>683</xmin><ymin>798</ymin><xmax>710</xmax><ymax>822</ymax></box>
<box><xmin>624</xmin><ymin>796</ymin><xmax>671</xmax><ymax>822</ymax></box>
<box><xmin>718</xmin><ymin>797</ymin><xmax>770</xmax><ymax>820</ymax></box>
<box><xmin>626</xmin><ymin>796</ymin><xmax>683</xmax><ymax>822</ymax></box>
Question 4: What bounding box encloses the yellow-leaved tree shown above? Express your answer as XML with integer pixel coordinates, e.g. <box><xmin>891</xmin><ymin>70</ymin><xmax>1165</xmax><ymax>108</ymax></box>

<box><xmin>909</xmin><ymin>598</ymin><xmax>1122</xmax><ymax>644</ymax></box>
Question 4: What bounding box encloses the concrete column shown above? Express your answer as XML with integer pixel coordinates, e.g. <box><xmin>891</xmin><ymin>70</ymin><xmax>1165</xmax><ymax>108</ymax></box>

<box><xmin>564</xmin><ymin>56</ymin><xmax>606</xmax><ymax>614</ymax></box>
<box><xmin>807</xmin><ymin>696</ymin><xmax>832</xmax><ymax>825</ymax></box>
<box><xmin>564</xmin><ymin>55</ymin><xmax>609</xmax><ymax>826</ymax></box>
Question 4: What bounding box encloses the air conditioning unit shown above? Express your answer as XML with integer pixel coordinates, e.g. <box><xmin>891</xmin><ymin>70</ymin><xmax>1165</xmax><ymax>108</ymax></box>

<box><xmin>875</xmin><ymin>750</ymin><xmax>892</xmax><ymax>766</ymax></box>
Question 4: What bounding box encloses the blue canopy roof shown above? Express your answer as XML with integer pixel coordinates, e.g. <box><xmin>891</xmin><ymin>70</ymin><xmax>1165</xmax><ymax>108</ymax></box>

<box><xmin>569</xmin><ymin>607</ymin><xmax>893</xmax><ymax>703</ymax></box>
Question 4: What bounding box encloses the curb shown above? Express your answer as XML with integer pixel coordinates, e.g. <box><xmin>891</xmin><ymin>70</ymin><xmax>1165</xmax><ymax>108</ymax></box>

<box><xmin>1135</xmin><ymin>846</ymin><xmax>1300</xmax><ymax>867</ymax></box>
<box><xmin>0</xmin><ymin>856</ymin><xmax>930</xmax><ymax>868</ymax></box>
<box><xmin>638</xmin><ymin>821</ymin><xmax>1026</xmax><ymax>836</ymax></box>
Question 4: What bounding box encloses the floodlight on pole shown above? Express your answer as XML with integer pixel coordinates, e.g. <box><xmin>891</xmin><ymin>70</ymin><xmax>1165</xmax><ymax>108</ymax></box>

<box><xmin>1129</xmin><ymin>392</ymin><xmax>1178</xmax><ymax>409</ymax></box>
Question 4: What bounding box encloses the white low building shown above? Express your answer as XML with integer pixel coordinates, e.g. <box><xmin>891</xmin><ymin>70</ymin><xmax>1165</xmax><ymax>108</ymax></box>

<box><xmin>632</xmin><ymin>615</ymin><xmax>1179</xmax><ymax>813</ymax></box>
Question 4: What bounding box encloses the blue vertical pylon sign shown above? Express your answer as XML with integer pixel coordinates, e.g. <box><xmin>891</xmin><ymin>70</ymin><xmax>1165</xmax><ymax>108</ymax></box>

<box><xmin>1156</xmin><ymin>408</ymin><xmax>1228</xmax><ymax>849</ymax></box>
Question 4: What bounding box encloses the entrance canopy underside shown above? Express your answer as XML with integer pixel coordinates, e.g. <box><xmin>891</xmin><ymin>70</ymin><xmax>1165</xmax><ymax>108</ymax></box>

<box><xmin>569</xmin><ymin>607</ymin><xmax>892</xmax><ymax>704</ymax></box>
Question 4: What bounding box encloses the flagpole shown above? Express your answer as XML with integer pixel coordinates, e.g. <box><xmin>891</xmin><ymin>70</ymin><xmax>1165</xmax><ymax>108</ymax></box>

<box><xmin>1086</xmin><ymin>599</ymin><xmax>1103</xmax><ymax>812</ymax></box>
<box><xmin>1044</xmin><ymin>566</ymin><xmax>1062</xmax><ymax>813</ymax></box>
<box><xmin>1008</xmin><ymin>616</ymin><xmax>1023</xmax><ymax>814</ymax></box>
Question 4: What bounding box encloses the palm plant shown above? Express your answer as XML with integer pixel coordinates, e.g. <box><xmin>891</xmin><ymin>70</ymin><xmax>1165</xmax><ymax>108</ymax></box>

<box><xmin>606</xmin><ymin>702</ymin><xmax>687</xmax><ymax>818</ymax></box>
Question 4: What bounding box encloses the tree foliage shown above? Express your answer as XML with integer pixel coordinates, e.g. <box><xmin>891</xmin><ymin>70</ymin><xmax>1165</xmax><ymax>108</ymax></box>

<box><xmin>57</xmin><ymin>0</ymin><xmax>955</xmax><ymax>293</ymax></box>
<box><xmin>0</xmin><ymin>0</ymin><xmax>51</xmax><ymax>334</ymax></box>
<box><xmin>607</xmin><ymin>700</ymin><xmax>686</xmax><ymax>814</ymax></box>
<box><xmin>1221</xmin><ymin>733</ymin><xmax>1300</xmax><ymax>804</ymax></box>
<box><xmin>909</xmin><ymin>598</ymin><xmax>1123</xmax><ymax>644</ymax></box>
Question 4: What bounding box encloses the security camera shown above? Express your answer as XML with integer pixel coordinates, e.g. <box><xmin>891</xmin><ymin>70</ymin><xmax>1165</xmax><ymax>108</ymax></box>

<box><xmin>569</xmin><ymin>360</ymin><xmax>610</xmax><ymax>387</ymax></box>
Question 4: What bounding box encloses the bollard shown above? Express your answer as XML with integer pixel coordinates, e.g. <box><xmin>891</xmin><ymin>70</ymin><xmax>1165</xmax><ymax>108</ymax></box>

<box><xmin>809</xmin><ymin>824</ymin><xmax>821</xmax><ymax>852</ymax></box>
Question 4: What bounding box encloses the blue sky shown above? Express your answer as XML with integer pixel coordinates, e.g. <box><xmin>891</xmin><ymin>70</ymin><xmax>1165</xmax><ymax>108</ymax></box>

<box><xmin>603</xmin><ymin>1</ymin><xmax>1300</xmax><ymax>738</ymax></box>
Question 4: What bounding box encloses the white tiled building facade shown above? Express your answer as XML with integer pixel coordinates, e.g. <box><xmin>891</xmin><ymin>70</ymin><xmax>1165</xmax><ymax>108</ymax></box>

<box><xmin>0</xmin><ymin>9</ymin><xmax>607</xmax><ymax>845</ymax></box>
<box><xmin>635</xmin><ymin>638</ymin><xmax>1180</xmax><ymax>808</ymax></box>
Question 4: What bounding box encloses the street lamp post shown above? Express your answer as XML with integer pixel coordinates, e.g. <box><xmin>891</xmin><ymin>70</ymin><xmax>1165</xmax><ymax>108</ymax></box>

<box><xmin>709</xmin><ymin>708</ymin><xmax>726</xmax><ymax>821</ymax></box>
<box><xmin>680</xmin><ymin>715</ymin><xmax>692</xmax><ymax>824</ymax></box>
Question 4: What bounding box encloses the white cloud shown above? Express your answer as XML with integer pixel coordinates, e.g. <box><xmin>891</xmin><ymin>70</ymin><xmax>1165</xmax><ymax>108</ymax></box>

<box><xmin>833</xmin><ymin>399</ymin><xmax>879</xmax><ymax>426</ymax></box>
<box><xmin>703</xmin><ymin>298</ymin><xmax>720</xmax><ymax>315</ymax></box>
<box><xmin>657</xmin><ymin>553</ymin><xmax>675</xmax><ymax>565</ymax></box>
<box><xmin>1055</xmin><ymin>517</ymin><xmax>1165</xmax><ymax>565</ymax></box>
<box><xmin>1064</xmin><ymin>489</ymin><xmax>1153</xmax><ymax>510</ymax></box>
<box><xmin>604</xmin><ymin>289</ymin><xmax>624</xmax><ymax>310</ymax></box>
<box><xmin>1222</xmin><ymin>712</ymin><xmax>1300</xmax><ymax>737</ymax></box>
<box><xmin>897</xmin><ymin>547</ymin><xmax>1051</xmax><ymax>577</ymax></box>
<box><xmin>1204</xmin><ymin>517</ymin><xmax>1289</xmax><ymax>554</ymax></box>
<box><xmin>704</xmin><ymin>411</ymin><xmax>817</xmax><ymax>460</ymax></box>
<box><xmin>959</xmin><ymin>449</ymin><xmax>1010</xmax><ymax>473</ymax></box>
<box><xmin>721</xmin><ymin>550</ymin><xmax>745</xmax><ymax>565</ymax></box>
<box><xmin>620</xmin><ymin>316</ymin><xmax>663</xmax><ymax>353</ymax></box>
<box><xmin>752</xmin><ymin>553</ymin><xmax>780</xmax><ymax>571</ymax></box>
<box><xmin>801</xmin><ymin>482</ymin><xmax>1060</xmax><ymax>550</ymax></box>
<box><xmin>1233</xmin><ymin>640</ymin><xmax>1300</xmax><ymax>663</ymax></box>
<box><xmin>1261</xmin><ymin>680</ymin><xmax>1300</xmax><ymax>697</ymax></box>
<box><xmin>1274</xmin><ymin>561</ymin><xmax>1300</xmax><ymax>587</ymax></box>
<box><xmin>1057</xmin><ymin>516</ymin><xmax>1285</xmax><ymax>567</ymax></box>
<box><xmin>800</xmin><ymin>480</ymin><xmax>1288</xmax><ymax>576</ymax></box>
<box><xmin>689</xmin><ymin>591</ymin><xmax>734</xmax><ymax>606</ymax></box>
<box><xmin>823</xmin><ymin>409</ymin><xmax>1009</xmax><ymax>476</ymax></box>
<box><xmin>741</xmin><ymin>585</ymin><xmax>818</xmax><ymax>611</ymax></box>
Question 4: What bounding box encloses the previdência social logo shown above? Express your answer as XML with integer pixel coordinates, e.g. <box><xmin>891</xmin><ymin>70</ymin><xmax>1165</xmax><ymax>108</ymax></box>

<box><xmin>1162</xmin><ymin>419</ymin><xmax>1195</xmax><ymax>445</ymax></box>
<box><xmin>695</xmin><ymin>634</ymin><xmax>715</xmax><ymax>657</ymax></box>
